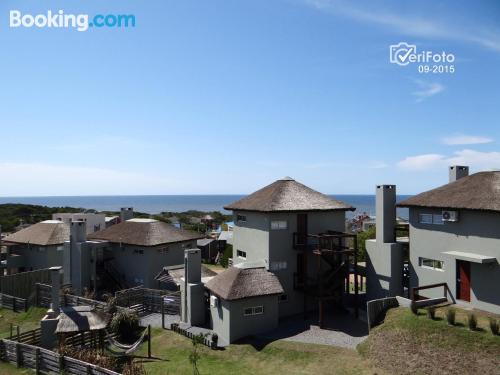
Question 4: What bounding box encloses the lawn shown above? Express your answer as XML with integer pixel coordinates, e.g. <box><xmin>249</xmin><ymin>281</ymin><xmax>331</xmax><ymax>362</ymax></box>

<box><xmin>135</xmin><ymin>329</ymin><xmax>379</xmax><ymax>375</ymax></box>
<box><xmin>0</xmin><ymin>308</ymin><xmax>47</xmax><ymax>339</ymax></box>
<box><xmin>0</xmin><ymin>361</ymin><xmax>33</xmax><ymax>374</ymax></box>
<box><xmin>358</xmin><ymin>307</ymin><xmax>500</xmax><ymax>375</ymax></box>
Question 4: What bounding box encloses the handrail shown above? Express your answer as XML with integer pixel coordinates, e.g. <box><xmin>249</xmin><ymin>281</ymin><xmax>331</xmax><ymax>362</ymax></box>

<box><xmin>410</xmin><ymin>282</ymin><xmax>450</xmax><ymax>301</ymax></box>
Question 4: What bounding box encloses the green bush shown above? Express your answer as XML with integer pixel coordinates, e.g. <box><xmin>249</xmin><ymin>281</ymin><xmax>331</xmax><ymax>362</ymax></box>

<box><xmin>110</xmin><ymin>310</ymin><xmax>140</xmax><ymax>342</ymax></box>
<box><xmin>445</xmin><ymin>308</ymin><xmax>456</xmax><ymax>325</ymax></box>
<box><xmin>489</xmin><ymin>317</ymin><xmax>499</xmax><ymax>336</ymax></box>
<box><xmin>426</xmin><ymin>306</ymin><xmax>436</xmax><ymax>320</ymax></box>
<box><xmin>467</xmin><ymin>313</ymin><xmax>477</xmax><ymax>331</ymax></box>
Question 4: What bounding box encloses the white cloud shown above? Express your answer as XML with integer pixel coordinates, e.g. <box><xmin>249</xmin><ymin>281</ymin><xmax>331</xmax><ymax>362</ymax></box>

<box><xmin>397</xmin><ymin>154</ymin><xmax>445</xmax><ymax>170</ymax></box>
<box><xmin>303</xmin><ymin>0</ymin><xmax>500</xmax><ymax>53</ymax></box>
<box><xmin>442</xmin><ymin>135</ymin><xmax>493</xmax><ymax>145</ymax></box>
<box><xmin>412</xmin><ymin>80</ymin><xmax>445</xmax><ymax>102</ymax></box>
<box><xmin>398</xmin><ymin>149</ymin><xmax>500</xmax><ymax>171</ymax></box>
<box><xmin>0</xmin><ymin>162</ymin><xmax>186</xmax><ymax>196</ymax></box>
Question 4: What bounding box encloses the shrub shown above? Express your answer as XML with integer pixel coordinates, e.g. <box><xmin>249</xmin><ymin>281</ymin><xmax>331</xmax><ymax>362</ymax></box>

<box><xmin>445</xmin><ymin>308</ymin><xmax>456</xmax><ymax>325</ymax></box>
<box><xmin>489</xmin><ymin>317</ymin><xmax>499</xmax><ymax>336</ymax></box>
<box><xmin>426</xmin><ymin>306</ymin><xmax>436</xmax><ymax>320</ymax></box>
<box><xmin>110</xmin><ymin>310</ymin><xmax>140</xmax><ymax>342</ymax></box>
<box><xmin>122</xmin><ymin>362</ymin><xmax>147</xmax><ymax>375</ymax></box>
<box><xmin>467</xmin><ymin>313</ymin><xmax>477</xmax><ymax>331</ymax></box>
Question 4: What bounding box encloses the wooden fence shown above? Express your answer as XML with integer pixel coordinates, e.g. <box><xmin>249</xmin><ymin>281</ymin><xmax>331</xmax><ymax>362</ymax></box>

<box><xmin>0</xmin><ymin>339</ymin><xmax>120</xmax><ymax>375</ymax></box>
<box><xmin>0</xmin><ymin>269</ymin><xmax>57</xmax><ymax>302</ymax></box>
<box><xmin>8</xmin><ymin>326</ymin><xmax>41</xmax><ymax>346</ymax></box>
<box><xmin>0</xmin><ymin>293</ymin><xmax>28</xmax><ymax>312</ymax></box>
<box><xmin>115</xmin><ymin>287</ymin><xmax>180</xmax><ymax>316</ymax></box>
<box><xmin>170</xmin><ymin>323</ymin><xmax>217</xmax><ymax>349</ymax></box>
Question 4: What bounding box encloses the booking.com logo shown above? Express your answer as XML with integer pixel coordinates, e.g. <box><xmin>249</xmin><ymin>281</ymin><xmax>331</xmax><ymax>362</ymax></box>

<box><xmin>9</xmin><ymin>10</ymin><xmax>135</xmax><ymax>31</ymax></box>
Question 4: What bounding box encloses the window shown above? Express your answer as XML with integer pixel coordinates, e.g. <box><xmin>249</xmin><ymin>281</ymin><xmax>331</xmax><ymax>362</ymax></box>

<box><xmin>236</xmin><ymin>214</ymin><xmax>247</xmax><ymax>223</ymax></box>
<box><xmin>419</xmin><ymin>213</ymin><xmax>443</xmax><ymax>225</ymax></box>
<box><xmin>278</xmin><ymin>294</ymin><xmax>288</xmax><ymax>303</ymax></box>
<box><xmin>133</xmin><ymin>249</ymin><xmax>144</xmax><ymax>255</ymax></box>
<box><xmin>237</xmin><ymin>250</ymin><xmax>247</xmax><ymax>259</ymax></box>
<box><xmin>157</xmin><ymin>247</ymin><xmax>169</xmax><ymax>254</ymax></box>
<box><xmin>419</xmin><ymin>257</ymin><xmax>444</xmax><ymax>271</ymax></box>
<box><xmin>271</xmin><ymin>220</ymin><xmax>287</xmax><ymax>230</ymax></box>
<box><xmin>56</xmin><ymin>246</ymin><xmax>64</xmax><ymax>252</ymax></box>
<box><xmin>244</xmin><ymin>306</ymin><xmax>264</xmax><ymax>316</ymax></box>
<box><xmin>269</xmin><ymin>261</ymin><xmax>287</xmax><ymax>271</ymax></box>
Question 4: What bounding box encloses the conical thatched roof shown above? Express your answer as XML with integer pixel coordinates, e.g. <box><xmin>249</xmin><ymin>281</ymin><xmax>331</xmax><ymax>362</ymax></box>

<box><xmin>205</xmin><ymin>266</ymin><xmax>284</xmax><ymax>300</ymax></box>
<box><xmin>3</xmin><ymin>220</ymin><xmax>69</xmax><ymax>246</ymax></box>
<box><xmin>398</xmin><ymin>171</ymin><xmax>500</xmax><ymax>212</ymax></box>
<box><xmin>88</xmin><ymin>218</ymin><xmax>203</xmax><ymax>246</ymax></box>
<box><xmin>224</xmin><ymin>177</ymin><xmax>354</xmax><ymax>212</ymax></box>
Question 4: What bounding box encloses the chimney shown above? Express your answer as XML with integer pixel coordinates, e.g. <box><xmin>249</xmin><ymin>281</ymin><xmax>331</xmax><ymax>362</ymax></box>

<box><xmin>449</xmin><ymin>166</ymin><xmax>469</xmax><ymax>183</ymax></box>
<box><xmin>376</xmin><ymin>185</ymin><xmax>396</xmax><ymax>243</ymax></box>
<box><xmin>49</xmin><ymin>266</ymin><xmax>61</xmax><ymax>316</ymax></box>
<box><xmin>120</xmin><ymin>207</ymin><xmax>134</xmax><ymax>222</ymax></box>
<box><xmin>184</xmin><ymin>249</ymin><xmax>201</xmax><ymax>283</ymax></box>
<box><xmin>71</xmin><ymin>220</ymin><xmax>87</xmax><ymax>243</ymax></box>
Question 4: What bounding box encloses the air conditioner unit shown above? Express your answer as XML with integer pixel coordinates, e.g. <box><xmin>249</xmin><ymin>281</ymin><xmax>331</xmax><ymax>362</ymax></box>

<box><xmin>442</xmin><ymin>210</ymin><xmax>459</xmax><ymax>222</ymax></box>
<box><xmin>210</xmin><ymin>295</ymin><xmax>219</xmax><ymax>308</ymax></box>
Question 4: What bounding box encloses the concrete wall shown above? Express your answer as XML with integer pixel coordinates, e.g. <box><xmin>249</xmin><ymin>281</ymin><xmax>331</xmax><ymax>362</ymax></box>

<box><xmin>209</xmin><ymin>294</ymin><xmax>279</xmax><ymax>344</ymax></box>
<box><xmin>232</xmin><ymin>210</ymin><xmax>346</xmax><ymax>318</ymax></box>
<box><xmin>366</xmin><ymin>240</ymin><xmax>404</xmax><ymax>300</ymax></box>
<box><xmin>52</xmin><ymin>213</ymin><xmax>105</xmax><ymax>234</ymax></box>
<box><xmin>409</xmin><ymin>208</ymin><xmax>500</xmax><ymax>313</ymax></box>
<box><xmin>106</xmin><ymin>240</ymin><xmax>195</xmax><ymax>288</ymax></box>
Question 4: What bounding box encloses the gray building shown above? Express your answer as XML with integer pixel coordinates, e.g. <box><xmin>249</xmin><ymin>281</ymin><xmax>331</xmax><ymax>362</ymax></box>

<box><xmin>2</xmin><ymin>220</ymin><xmax>69</xmax><ymax>274</ymax></box>
<box><xmin>205</xmin><ymin>263</ymin><xmax>284</xmax><ymax>345</ymax></box>
<box><xmin>87</xmin><ymin>218</ymin><xmax>203</xmax><ymax>290</ymax></box>
<box><xmin>223</xmin><ymin>177</ymin><xmax>355</xmax><ymax>319</ymax></box>
<box><xmin>366</xmin><ymin>166</ymin><xmax>500</xmax><ymax>314</ymax></box>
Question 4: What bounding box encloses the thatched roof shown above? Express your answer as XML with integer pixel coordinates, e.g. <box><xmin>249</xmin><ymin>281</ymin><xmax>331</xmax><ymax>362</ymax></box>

<box><xmin>156</xmin><ymin>264</ymin><xmax>218</xmax><ymax>286</ymax></box>
<box><xmin>88</xmin><ymin>218</ymin><xmax>203</xmax><ymax>246</ymax></box>
<box><xmin>205</xmin><ymin>266</ymin><xmax>284</xmax><ymax>300</ymax></box>
<box><xmin>3</xmin><ymin>220</ymin><xmax>69</xmax><ymax>246</ymax></box>
<box><xmin>398</xmin><ymin>171</ymin><xmax>500</xmax><ymax>212</ymax></box>
<box><xmin>56</xmin><ymin>306</ymin><xmax>108</xmax><ymax>333</ymax></box>
<box><xmin>224</xmin><ymin>177</ymin><xmax>354</xmax><ymax>212</ymax></box>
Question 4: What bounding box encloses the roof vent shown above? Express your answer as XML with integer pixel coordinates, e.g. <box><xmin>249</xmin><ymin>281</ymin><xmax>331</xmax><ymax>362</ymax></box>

<box><xmin>279</xmin><ymin>176</ymin><xmax>294</xmax><ymax>181</ymax></box>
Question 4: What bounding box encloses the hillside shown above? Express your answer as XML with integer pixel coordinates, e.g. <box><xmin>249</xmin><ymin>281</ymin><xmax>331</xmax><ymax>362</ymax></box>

<box><xmin>358</xmin><ymin>307</ymin><xmax>500</xmax><ymax>375</ymax></box>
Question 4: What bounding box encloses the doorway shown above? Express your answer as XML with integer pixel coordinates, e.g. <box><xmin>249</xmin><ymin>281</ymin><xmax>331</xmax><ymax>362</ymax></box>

<box><xmin>456</xmin><ymin>260</ymin><xmax>471</xmax><ymax>302</ymax></box>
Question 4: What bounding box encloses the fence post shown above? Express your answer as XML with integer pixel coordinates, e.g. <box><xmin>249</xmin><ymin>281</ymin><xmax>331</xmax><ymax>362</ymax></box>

<box><xmin>24</xmin><ymin>299</ymin><xmax>28</xmax><ymax>312</ymax></box>
<box><xmin>13</xmin><ymin>297</ymin><xmax>16</xmax><ymax>312</ymax></box>
<box><xmin>148</xmin><ymin>325</ymin><xmax>151</xmax><ymax>359</ymax></box>
<box><xmin>35</xmin><ymin>348</ymin><xmax>40</xmax><ymax>374</ymax></box>
<box><xmin>161</xmin><ymin>301</ymin><xmax>165</xmax><ymax>329</ymax></box>
<box><xmin>58</xmin><ymin>353</ymin><xmax>64</xmax><ymax>373</ymax></box>
<box><xmin>15</xmin><ymin>342</ymin><xmax>21</xmax><ymax>368</ymax></box>
<box><xmin>16</xmin><ymin>326</ymin><xmax>20</xmax><ymax>342</ymax></box>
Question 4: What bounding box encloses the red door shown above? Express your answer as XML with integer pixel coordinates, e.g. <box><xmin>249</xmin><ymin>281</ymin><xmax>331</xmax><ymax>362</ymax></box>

<box><xmin>456</xmin><ymin>261</ymin><xmax>471</xmax><ymax>302</ymax></box>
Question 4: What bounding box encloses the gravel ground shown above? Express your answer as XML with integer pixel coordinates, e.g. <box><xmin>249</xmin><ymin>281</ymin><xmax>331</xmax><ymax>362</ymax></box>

<box><xmin>259</xmin><ymin>311</ymin><xmax>368</xmax><ymax>349</ymax></box>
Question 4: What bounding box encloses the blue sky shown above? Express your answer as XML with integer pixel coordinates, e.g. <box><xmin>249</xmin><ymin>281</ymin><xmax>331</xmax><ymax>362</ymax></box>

<box><xmin>1</xmin><ymin>0</ymin><xmax>499</xmax><ymax>196</ymax></box>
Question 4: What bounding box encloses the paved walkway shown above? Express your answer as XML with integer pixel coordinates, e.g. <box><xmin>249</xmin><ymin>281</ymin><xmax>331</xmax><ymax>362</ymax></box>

<box><xmin>259</xmin><ymin>310</ymin><xmax>368</xmax><ymax>349</ymax></box>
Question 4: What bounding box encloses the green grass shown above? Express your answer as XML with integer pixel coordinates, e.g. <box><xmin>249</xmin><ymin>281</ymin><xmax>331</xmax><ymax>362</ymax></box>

<box><xmin>359</xmin><ymin>307</ymin><xmax>500</xmax><ymax>375</ymax></box>
<box><xmin>0</xmin><ymin>308</ymin><xmax>47</xmax><ymax>339</ymax></box>
<box><xmin>0</xmin><ymin>361</ymin><xmax>33</xmax><ymax>374</ymax></box>
<box><xmin>135</xmin><ymin>329</ymin><xmax>377</xmax><ymax>375</ymax></box>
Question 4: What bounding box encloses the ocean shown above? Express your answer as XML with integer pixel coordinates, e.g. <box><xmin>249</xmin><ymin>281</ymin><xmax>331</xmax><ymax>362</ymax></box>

<box><xmin>0</xmin><ymin>195</ymin><xmax>411</xmax><ymax>219</ymax></box>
